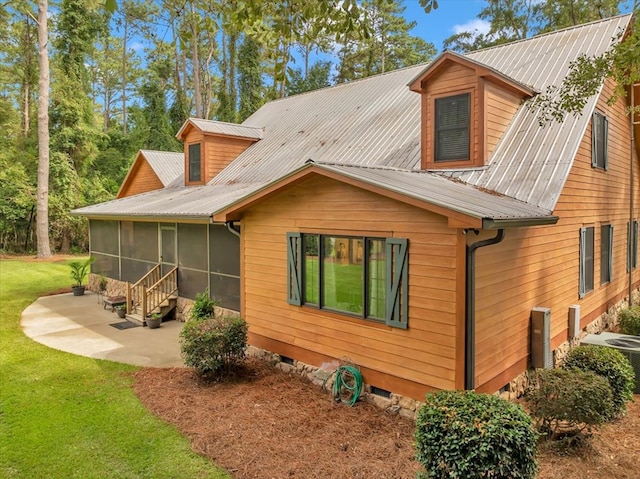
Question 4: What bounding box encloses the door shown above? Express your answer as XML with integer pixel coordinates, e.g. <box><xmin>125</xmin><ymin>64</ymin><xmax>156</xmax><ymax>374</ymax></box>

<box><xmin>160</xmin><ymin>224</ymin><xmax>176</xmax><ymax>276</ymax></box>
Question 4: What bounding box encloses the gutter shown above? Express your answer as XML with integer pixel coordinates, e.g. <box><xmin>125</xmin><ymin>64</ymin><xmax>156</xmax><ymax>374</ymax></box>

<box><xmin>482</xmin><ymin>216</ymin><xmax>558</xmax><ymax>229</ymax></box>
<box><xmin>465</xmin><ymin>229</ymin><xmax>505</xmax><ymax>390</ymax></box>
<box><xmin>226</xmin><ymin>221</ymin><xmax>241</xmax><ymax>237</ymax></box>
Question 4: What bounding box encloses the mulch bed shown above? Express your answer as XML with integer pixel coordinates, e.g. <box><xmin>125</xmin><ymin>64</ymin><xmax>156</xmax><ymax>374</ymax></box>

<box><xmin>134</xmin><ymin>359</ymin><xmax>640</xmax><ymax>479</ymax></box>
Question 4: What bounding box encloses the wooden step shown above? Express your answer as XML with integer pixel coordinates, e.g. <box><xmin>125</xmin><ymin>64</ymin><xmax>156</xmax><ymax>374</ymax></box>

<box><xmin>125</xmin><ymin>312</ymin><xmax>145</xmax><ymax>326</ymax></box>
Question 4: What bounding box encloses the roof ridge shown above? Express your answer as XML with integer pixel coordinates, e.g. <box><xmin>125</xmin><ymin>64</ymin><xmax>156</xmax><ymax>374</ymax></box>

<box><xmin>465</xmin><ymin>13</ymin><xmax>631</xmax><ymax>56</ymax></box>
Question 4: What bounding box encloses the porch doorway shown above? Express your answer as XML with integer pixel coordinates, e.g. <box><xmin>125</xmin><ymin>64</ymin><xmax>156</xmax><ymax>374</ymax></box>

<box><xmin>160</xmin><ymin>224</ymin><xmax>177</xmax><ymax>276</ymax></box>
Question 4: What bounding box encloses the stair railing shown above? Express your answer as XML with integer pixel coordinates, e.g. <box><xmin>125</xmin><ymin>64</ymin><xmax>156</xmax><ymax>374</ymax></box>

<box><xmin>126</xmin><ymin>264</ymin><xmax>161</xmax><ymax>314</ymax></box>
<box><xmin>142</xmin><ymin>267</ymin><xmax>178</xmax><ymax>319</ymax></box>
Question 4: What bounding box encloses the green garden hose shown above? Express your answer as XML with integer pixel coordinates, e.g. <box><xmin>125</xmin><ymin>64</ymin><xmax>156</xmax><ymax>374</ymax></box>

<box><xmin>332</xmin><ymin>365</ymin><xmax>363</xmax><ymax>406</ymax></box>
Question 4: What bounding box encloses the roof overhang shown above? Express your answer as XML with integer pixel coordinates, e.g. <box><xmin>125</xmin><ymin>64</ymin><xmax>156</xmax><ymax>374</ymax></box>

<box><xmin>408</xmin><ymin>50</ymin><xmax>538</xmax><ymax>97</ymax></box>
<box><xmin>69</xmin><ymin>211</ymin><xmax>212</xmax><ymax>224</ymax></box>
<box><xmin>212</xmin><ymin>163</ymin><xmax>557</xmax><ymax>229</ymax></box>
<box><xmin>176</xmin><ymin>118</ymin><xmax>263</xmax><ymax>142</ymax></box>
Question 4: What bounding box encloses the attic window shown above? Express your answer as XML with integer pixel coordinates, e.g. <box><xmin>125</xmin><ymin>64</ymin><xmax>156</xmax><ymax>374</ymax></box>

<box><xmin>188</xmin><ymin>143</ymin><xmax>201</xmax><ymax>182</ymax></box>
<box><xmin>435</xmin><ymin>93</ymin><xmax>470</xmax><ymax>162</ymax></box>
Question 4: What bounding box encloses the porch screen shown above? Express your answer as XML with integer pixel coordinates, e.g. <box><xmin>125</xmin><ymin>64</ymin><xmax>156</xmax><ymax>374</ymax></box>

<box><xmin>177</xmin><ymin>223</ymin><xmax>208</xmax><ymax>300</ymax></box>
<box><xmin>209</xmin><ymin>224</ymin><xmax>240</xmax><ymax>311</ymax></box>
<box><xmin>89</xmin><ymin>220</ymin><xmax>119</xmax><ymax>279</ymax></box>
<box><xmin>120</xmin><ymin>221</ymin><xmax>159</xmax><ymax>282</ymax></box>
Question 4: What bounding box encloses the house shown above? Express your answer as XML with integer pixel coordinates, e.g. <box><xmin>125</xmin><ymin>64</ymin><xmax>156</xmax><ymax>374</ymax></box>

<box><xmin>73</xmin><ymin>15</ymin><xmax>640</xmax><ymax>403</ymax></box>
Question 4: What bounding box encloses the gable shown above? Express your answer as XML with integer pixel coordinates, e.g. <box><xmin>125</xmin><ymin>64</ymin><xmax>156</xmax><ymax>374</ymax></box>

<box><xmin>117</xmin><ymin>155</ymin><xmax>164</xmax><ymax>198</ymax></box>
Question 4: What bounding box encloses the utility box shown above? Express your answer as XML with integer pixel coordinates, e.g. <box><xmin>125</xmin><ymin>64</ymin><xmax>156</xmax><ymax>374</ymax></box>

<box><xmin>568</xmin><ymin>304</ymin><xmax>581</xmax><ymax>339</ymax></box>
<box><xmin>531</xmin><ymin>307</ymin><xmax>552</xmax><ymax>369</ymax></box>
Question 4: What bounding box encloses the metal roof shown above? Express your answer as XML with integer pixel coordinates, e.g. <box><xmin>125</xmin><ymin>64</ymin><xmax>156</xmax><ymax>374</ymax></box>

<box><xmin>140</xmin><ymin>150</ymin><xmax>184</xmax><ymax>187</ymax></box>
<box><xmin>74</xmin><ymin>183</ymin><xmax>262</xmax><ymax>220</ymax></box>
<box><xmin>176</xmin><ymin>118</ymin><xmax>263</xmax><ymax>140</ymax></box>
<box><xmin>76</xmin><ymin>15</ymin><xmax>631</xmax><ymax>223</ymax></box>
<box><xmin>441</xmin><ymin>14</ymin><xmax>632</xmax><ymax>211</ymax></box>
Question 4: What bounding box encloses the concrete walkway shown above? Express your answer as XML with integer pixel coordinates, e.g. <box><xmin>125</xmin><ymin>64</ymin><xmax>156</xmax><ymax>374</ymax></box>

<box><xmin>21</xmin><ymin>291</ymin><xmax>184</xmax><ymax>367</ymax></box>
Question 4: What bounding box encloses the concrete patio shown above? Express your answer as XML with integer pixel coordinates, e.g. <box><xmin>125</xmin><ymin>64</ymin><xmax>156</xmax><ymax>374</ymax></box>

<box><xmin>21</xmin><ymin>291</ymin><xmax>184</xmax><ymax>367</ymax></box>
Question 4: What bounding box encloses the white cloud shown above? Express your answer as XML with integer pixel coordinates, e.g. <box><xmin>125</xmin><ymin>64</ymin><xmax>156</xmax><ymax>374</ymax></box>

<box><xmin>452</xmin><ymin>19</ymin><xmax>491</xmax><ymax>36</ymax></box>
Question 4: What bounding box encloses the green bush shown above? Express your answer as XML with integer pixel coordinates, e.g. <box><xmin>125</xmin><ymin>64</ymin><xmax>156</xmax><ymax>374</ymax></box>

<box><xmin>527</xmin><ymin>368</ymin><xmax>613</xmax><ymax>439</ymax></box>
<box><xmin>415</xmin><ymin>390</ymin><xmax>538</xmax><ymax>479</ymax></box>
<box><xmin>180</xmin><ymin>316</ymin><xmax>248</xmax><ymax>378</ymax></box>
<box><xmin>563</xmin><ymin>345</ymin><xmax>635</xmax><ymax>418</ymax></box>
<box><xmin>189</xmin><ymin>290</ymin><xmax>219</xmax><ymax>321</ymax></box>
<box><xmin>619</xmin><ymin>306</ymin><xmax>640</xmax><ymax>336</ymax></box>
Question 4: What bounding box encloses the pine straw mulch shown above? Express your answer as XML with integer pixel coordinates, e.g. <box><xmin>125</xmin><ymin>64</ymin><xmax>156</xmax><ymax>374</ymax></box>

<box><xmin>134</xmin><ymin>359</ymin><xmax>640</xmax><ymax>479</ymax></box>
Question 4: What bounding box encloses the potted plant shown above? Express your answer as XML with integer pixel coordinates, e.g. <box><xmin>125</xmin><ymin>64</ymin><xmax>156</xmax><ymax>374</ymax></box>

<box><xmin>69</xmin><ymin>257</ymin><xmax>95</xmax><ymax>296</ymax></box>
<box><xmin>146</xmin><ymin>312</ymin><xmax>162</xmax><ymax>329</ymax></box>
<box><xmin>98</xmin><ymin>274</ymin><xmax>108</xmax><ymax>294</ymax></box>
<box><xmin>115</xmin><ymin>304</ymin><xmax>127</xmax><ymax>319</ymax></box>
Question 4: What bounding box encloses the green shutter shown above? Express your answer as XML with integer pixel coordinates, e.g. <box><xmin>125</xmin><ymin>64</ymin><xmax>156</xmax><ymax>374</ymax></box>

<box><xmin>286</xmin><ymin>233</ymin><xmax>302</xmax><ymax>306</ymax></box>
<box><xmin>603</xmin><ymin>115</ymin><xmax>609</xmax><ymax>170</ymax></box>
<box><xmin>385</xmin><ymin>238</ymin><xmax>408</xmax><ymax>329</ymax></box>
<box><xmin>608</xmin><ymin>224</ymin><xmax>614</xmax><ymax>281</ymax></box>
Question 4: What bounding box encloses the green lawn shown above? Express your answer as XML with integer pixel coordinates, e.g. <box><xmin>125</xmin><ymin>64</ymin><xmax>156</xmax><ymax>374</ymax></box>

<box><xmin>0</xmin><ymin>258</ymin><xmax>227</xmax><ymax>479</ymax></box>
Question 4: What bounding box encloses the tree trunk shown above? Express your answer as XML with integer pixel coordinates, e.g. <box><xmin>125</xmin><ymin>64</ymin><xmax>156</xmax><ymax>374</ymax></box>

<box><xmin>22</xmin><ymin>16</ymin><xmax>32</xmax><ymax>136</ymax></box>
<box><xmin>122</xmin><ymin>14</ymin><xmax>128</xmax><ymax>134</ymax></box>
<box><xmin>36</xmin><ymin>0</ymin><xmax>52</xmax><ymax>258</ymax></box>
<box><xmin>190</xmin><ymin>2</ymin><xmax>202</xmax><ymax>118</ymax></box>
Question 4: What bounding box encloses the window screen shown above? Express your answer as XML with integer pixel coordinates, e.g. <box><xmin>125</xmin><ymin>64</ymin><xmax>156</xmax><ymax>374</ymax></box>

<box><xmin>178</xmin><ymin>223</ymin><xmax>207</xmax><ymax>270</ymax></box>
<box><xmin>188</xmin><ymin>143</ymin><xmax>201</xmax><ymax>182</ymax></box>
<box><xmin>435</xmin><ymin>93</ymin><xmax>470</xmax><ymax>162</ymax></box>
<box><xmin>120</xmin><ymin>221</ymin><xmax>158</xmax><ymax>262</ymax></box>
<box><xmin>209</xmin><ymin>225</ymin><xmax>240</xmax><ymax>276</ymax></box>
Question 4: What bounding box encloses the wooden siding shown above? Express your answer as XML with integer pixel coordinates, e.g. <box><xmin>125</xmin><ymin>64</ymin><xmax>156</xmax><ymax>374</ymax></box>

<box><xmin>241</xmin><ymin>175</ymin><xmax>462</xmax><ymax>399</ymax></box>
<box><xmin>203</xmin><ymin>136</ymin><xmax>254</xmax><ymax>183</ymax></box>
<box><xmin>472</xmin><ymin>77</ymin><xmax>640</xmax><ymax>392</ymax></box>
<box><xmin>118</xmin><ymin>157</ymin><xmax>163</xmax><ymax>198</ymax></box>
<box><xmin>484</xmin><ymin>80</ymin><xmax>522</xmax><ymax>160</ymax></box>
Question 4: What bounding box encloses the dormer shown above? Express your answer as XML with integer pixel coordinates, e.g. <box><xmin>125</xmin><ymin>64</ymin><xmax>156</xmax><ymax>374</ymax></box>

<box><xmin>117</xmin><ymin>150</ymin><xmax>184</xmax><ymax>198</ymax></box>
<box><xmin>176</xmin><ymin>118</ymin><xmax>263</xmax><ymax>186</ymax></box>
<box><xmin>409</xmin><ymin>51</ymin><xmax>536</xmax><ymax>170</ymax></box>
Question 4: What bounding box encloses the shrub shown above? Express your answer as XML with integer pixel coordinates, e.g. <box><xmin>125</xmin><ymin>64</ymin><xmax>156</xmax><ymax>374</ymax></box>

<box><xmin>180</xmin><ymin>316</ymin><xmax>248</xmax><ymax>377</ymax></box>
<box><xmin>563</xmin><ymin>345</ymin><xmax>635</xmax><ymax>418</ymax></box>
<box><xmin>527</xmin><ymin>368</ymin><xmax>613</xmax><ymax>439</ymax></box>
<box><xmin>619</xmin><ymin>306</ymin><xmax>640</xmax><ymax>336</ymax></box>
<box><xmin>189</xmin><ymin>290</ymin><xmax>219</xmax><ymax>321</ymax></box>
<box><xmin>415</xmin><ymin>390</ymin><xmax>538</xmax><ymax>479</ymax></box>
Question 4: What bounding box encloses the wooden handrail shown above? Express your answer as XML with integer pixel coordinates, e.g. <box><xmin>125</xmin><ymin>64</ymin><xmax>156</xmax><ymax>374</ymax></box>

<box><xmin>127</xmin><ymin>264</ymin><xmax>161</xmax><ymax>314</ymax></box>
<box><xmin>144</xmin><ymin>267</ymin><xmax>178</xmax><ymax>317</ymax></box>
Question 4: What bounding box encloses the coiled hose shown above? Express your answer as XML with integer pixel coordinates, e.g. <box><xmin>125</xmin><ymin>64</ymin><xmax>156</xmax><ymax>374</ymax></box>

<box><xmin>332</xmin><ymin>365</ymin><xmax>363</xmax><ymax>406</ymax></box>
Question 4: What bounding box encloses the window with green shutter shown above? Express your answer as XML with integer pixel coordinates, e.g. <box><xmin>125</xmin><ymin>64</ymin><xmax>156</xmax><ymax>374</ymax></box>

<box><xmin>287</xmin><ymin>233</ymin><xmax>408</xmax><ymax>328</ymax></box>
<box><xmin>579</xmin><ymin>227</ymin><xmax>594</xmax><ymax>298</ymax></box>
<box><xmin>188</xmin><ymin>143</ymin><xmax>201</xmax><ymax>182</ymax></box>
<box><xmin>591</xmin><ymin>111</ymin><xmax>608</xmax><ymax>170</ymax></box>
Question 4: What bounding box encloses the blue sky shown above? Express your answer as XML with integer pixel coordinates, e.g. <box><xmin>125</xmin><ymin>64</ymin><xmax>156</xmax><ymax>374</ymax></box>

<box><xmin>403</xmin><ymin>0</ymin><xmax>487</xmax><ymax>51</ymax></box>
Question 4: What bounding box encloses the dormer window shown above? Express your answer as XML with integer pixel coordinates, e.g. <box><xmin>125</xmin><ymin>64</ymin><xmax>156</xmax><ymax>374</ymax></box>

<box><xmin>435</xmin><ymin>93</ymin><xmax>470</xmax><ymax>162</ymax></box>
<box><xmin>188</xmin><ymin>143</ymin><xmax>201</xmax><ymax>182</ymax></box>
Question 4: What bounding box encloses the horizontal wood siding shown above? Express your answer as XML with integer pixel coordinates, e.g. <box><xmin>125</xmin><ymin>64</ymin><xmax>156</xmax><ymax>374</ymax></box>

<box><xmin>242</xmin><ymin>175</ymin><xmax>461</xmax><ymax>398</ymax></box>
<box><xmin>118</xmin><ymin>157</ymin><xmax>163</xmax><ymax>198</ymax></box>
<box><xmin>484</xmin><ymin>80</ymin><xmax>522</xmax><ymax>159</ymax></box>
<box><xmin>203</xmin><ymin>136</ymin><xmax>255</xmax><ymax>183</ymax></box>
<box><xmin>473</xmin><ymin>77</ymin><xmax>640</xmax><ymax>392</ymax></box>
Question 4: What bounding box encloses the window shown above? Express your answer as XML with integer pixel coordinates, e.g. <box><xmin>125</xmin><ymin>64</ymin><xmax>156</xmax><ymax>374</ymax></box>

<box><xmin>600</xmin><ymin>224</ymin><xmax>613</xmax><ymax>285</ymax></box>
<box><xmin>628</xmin><ymin>220</ymin><xmax>638</xmax><ymax>272</ymax></box>
<box><xmin>434</xmin><ymin>93</ymin><xmax>470</xmax><ymax>162</ymax></box>
<box><xmin>579</xmin><ymin>227</ymin><xmax>594</xmax><ymax>297</ymax></box>
<box><xmin>592</xmin><ymin>111</ymin><xmax>608</xmax><ymax>169</ymax></box>
<box><xmin>188</xmin><ymin>143</ymin><xmax>201</xmax><ymax>182</ymax></box>
<box><xmin>287</xmin><ymin>233</ymin><xmax>408</xmax><ymax>329</ymax></box>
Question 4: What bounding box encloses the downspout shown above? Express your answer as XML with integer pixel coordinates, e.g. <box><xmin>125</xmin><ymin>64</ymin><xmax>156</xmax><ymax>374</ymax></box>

<box><xmin>465</xmin><ymin>228</ymin><xmax>505</xmax><ymax>390</ymax></box>
<box><xmin>226</xmin><ymin>221</ymin><xmax>241</xmax><ymax>237</ymax></box>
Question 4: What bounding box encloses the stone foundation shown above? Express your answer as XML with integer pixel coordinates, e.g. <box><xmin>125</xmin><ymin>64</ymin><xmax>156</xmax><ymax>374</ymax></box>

<box><xmin>245</xmin><ymin>345</ymin><xmax>423</xmax><ymax>420</ymax></box>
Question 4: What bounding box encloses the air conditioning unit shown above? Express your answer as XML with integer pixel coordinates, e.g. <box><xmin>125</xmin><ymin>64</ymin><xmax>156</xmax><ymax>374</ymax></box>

<box><xmin>581</xmin><ymin>332</ymin><xmax>640</xmax><ymax>393</ymax></box>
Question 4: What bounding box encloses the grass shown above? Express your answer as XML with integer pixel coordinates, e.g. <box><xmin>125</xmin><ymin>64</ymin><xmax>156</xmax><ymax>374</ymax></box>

<box><xmin>0</xmin><ymin>257</ymin><xmax>228</xmax><ymax>479</ymax></box>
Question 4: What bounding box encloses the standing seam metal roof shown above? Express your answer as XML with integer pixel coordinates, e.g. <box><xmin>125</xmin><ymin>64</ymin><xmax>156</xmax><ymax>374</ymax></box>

<box><xmin>140</xmin><ymin>150</ymin><xmax>184</xmax><ymax>187</ymax></box>
<box><xmin>74</xmin><ymin>15</ymin><xmax>631</xmax><ymax>221</ymax></box>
